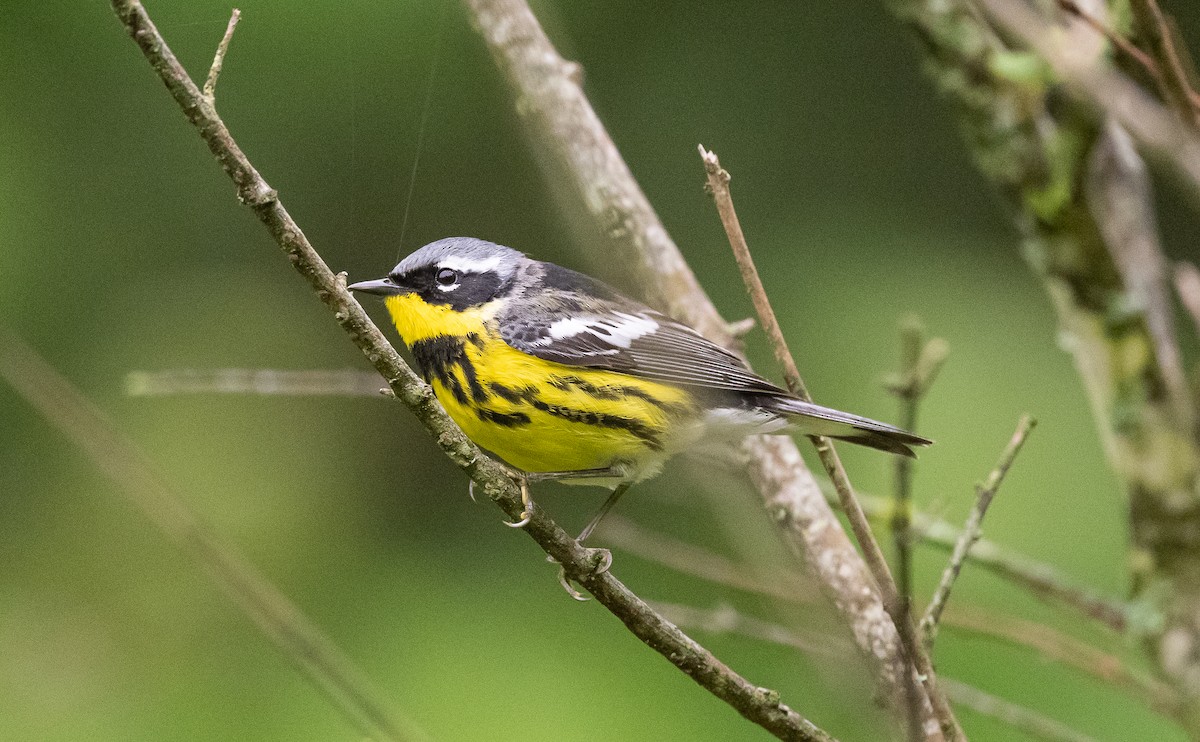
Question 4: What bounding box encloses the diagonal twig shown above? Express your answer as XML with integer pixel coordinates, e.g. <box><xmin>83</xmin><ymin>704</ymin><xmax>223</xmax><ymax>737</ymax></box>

<box><xmin>203</xmin><ymin>8</ymin><xmax>240</xmax><ymax>102</ymax></box>
<box><xmin>664</xmin><ymin>599</ymin><xmax>1098</xmax><ymax>742</ymax></box>
<box><xmin>108</xmin><ymin>3</ymin><xmax>832</xmax><ymax>739</ymax></box>
<box><xmin>1056</xmin><ymin>0</ymin><xmax>1169</xmax><ymax>104</ymax></box>
<box><xmin>0</xmin><ymin>327</ymin><xmax>428</xmax><ymax>742</ymax></box>
<box><xmin>124</xmin><ymin>364</ymin><xmax>1132</xmax><ymax>635</ymax></box>
<box><xmin>598</xmin><ymin>515</ymin><xmax>818</xmax><ymax>605</ymax></box>
<box><xmin>1128</xmin><ymin>0</ymin><xmax>1200</xmax><ymax>127</ymax></box>
<box><xmin>699</xmin><ymin>144</ymin><xmax>961</xmax><ymax>740</ymax></box>
<box><xmin>650</xmin><ymin>602</ymin><xmax>854</xmax><ymax>659</ymax></box>
<box><xmin>462</xmin><ymin>0</ymin><xmax>915</xmax><ymax>730</ymax></box>
<box><xmin>945</xmin><ymin>605</ymin><xmax>1180</xmax><ymax>717</ymax></box>
<box><xmin>607</xmin><ymin>515</ymin><xmax>1167</xmax><ymax>717</ymax></box>
<box><xmin>922</xmin><ymin>415</ymin><xmax>1037</xmax><ymax>645</ymax></box>
<box><xmin>939</xmin><ymin>679</ymin><xmax>1097</xmax><ymax>742</ymax></box>
<box><xmin>120</xmin><ymin>366</ymin><xmax>1132</xmax><ymax>633</ymax></box>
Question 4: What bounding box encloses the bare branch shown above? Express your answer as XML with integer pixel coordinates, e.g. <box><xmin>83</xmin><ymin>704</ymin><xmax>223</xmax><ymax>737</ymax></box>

<box><xmin>883</xmin><ymin>317</ymin><xmax>949</xmax><ymax>740</ymax></box>
<box><xmin>605</xmin><ymin>515</ymin><xmax>1159</xmax><ymax>715</ymax></box>
<box><xmin>599</xmin><ymin>516</ymin><xmax>818</xmax><ymax>605</ymax></box>
<box><xmin>945</xmin><ymin>605</ymin><xmax>1181</xmax><ymax>717</ymax></box>
<box><xmin>203</xmin><ymin>8</ymin><xmax>240</xmax><ymax>102</ymax></box>
<box><xmin>125</xmin><ymin>368</ymin><xmax>386</xmax><ymax>397</ymax></box>
<box><xmin>922</xmin><ymin>416</ymin><xmax>1037</xmax><ymax>645</ymax></box>
<box><xmin>108</xmin><ymin>3</ymin><xmax>833</xmax><ymax>738</ymax></box>
<box><xmin>883</xmin><ymin>319</ymin><xmax>949</xmax><ymax>595</ymax></box>
<box><xmin>699</xmin><ymin>144</ymin><xmax>960</xmax><ymax>740</ymax></box>
<box><xmin>814</xmin><ymin>477</ymin><xmax>1128</xmax><ymax>630</ymax></box>
<box><xmin>650</xmin><ymin>602</ymin><xmax>853</xmax><ymax>659</ymax></box>
<box><xmin>1128</xmin><ymin>0</ymin><xmax>1200</xmax><ymax>127</ymax></box>
<box><xmin>131</xmin><ymin>367</ymin><xmax>1126</xmax><ymax>634</ymax></box>
<box><xmin>0</xmin><ymin>328</ymin><xmax>427</xmax><ymax>742</ymax></box>
<box><xmin>1056</xmin><ymin>0</ymin><xmax>1169</xmax><ymax>102</ymax></box>
<box><xmin>463</xmin><ymin>0</ymin><xmax>917</xmax><ymax>729</ymax></box>
<box><xmin>906</xmin><ymin>504</ymin><xmax>1128</xmax><ymax>632</ymax></box>
<box><xmin>663</xmin><ymin>596</ymin><xmax>1099</xmax><ymax>742</ymax></box>
<box><xmin>939</xmin><ymin>679</ymin><xmax>1097</xmax><ymax>742</ymax></box>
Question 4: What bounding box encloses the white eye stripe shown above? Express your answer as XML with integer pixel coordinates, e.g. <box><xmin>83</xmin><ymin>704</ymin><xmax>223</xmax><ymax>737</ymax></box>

<box><xmin>436</xmin><ymin>255</ymin><xmax>502</xmax><ymax>274</ymax></box>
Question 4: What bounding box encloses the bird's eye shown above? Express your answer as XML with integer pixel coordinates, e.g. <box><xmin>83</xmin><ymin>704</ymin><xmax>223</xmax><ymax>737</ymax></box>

<box><xmin>436</xmin><ymin>268</ymin><xmax>458</xmax><ymax>286</ymax></box>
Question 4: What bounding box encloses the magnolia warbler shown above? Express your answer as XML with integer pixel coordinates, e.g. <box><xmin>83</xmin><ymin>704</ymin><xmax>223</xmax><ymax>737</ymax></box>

<box><xmin>350</xmin><ymin>237</ymin><xmax>930</xmax><ymax>541</ymax></box>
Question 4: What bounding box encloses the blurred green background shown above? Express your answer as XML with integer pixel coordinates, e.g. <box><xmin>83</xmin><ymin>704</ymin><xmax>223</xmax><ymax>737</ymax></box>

<box><xmin>3</xmin><ymin>1</ymin><xmax>1199</xmax><ymax>739</ymax></box>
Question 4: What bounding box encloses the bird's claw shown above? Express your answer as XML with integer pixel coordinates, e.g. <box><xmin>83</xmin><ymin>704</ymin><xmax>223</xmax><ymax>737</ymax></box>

<box><xmin>504</xmin><ymin>511</ymin><xmax>532</xmax><ymax>528</ymax></box>
<box><xmin>586</xmin><ymin>547</ymin><xmax>613</xmax><ymax>575</ymax></box>
<box><xmin>508</xmin><ymin>470</ymin><xmax>534</xmax><ymax>528</ymax></box>
<box><xmin>549</xmin><ymin>547</ymin><xmax>612</xmax><ymax>600</ymax></box>
<box><xmin>557</xmin><ymin>566</ymin><xmax>589</xmax><ymax>601</ymax></box>
<box><xmin>467</xmin><ymin>479</ymin><xmax>478</xmax><ymax>504</ymax></box>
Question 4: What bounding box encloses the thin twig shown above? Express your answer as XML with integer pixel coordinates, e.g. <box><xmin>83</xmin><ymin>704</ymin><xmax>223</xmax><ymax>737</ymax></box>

<box><xmin>885</xmin><ymin>317</ymin><xmax>949</xmax><ymax>740</ymax></box>
<box><xmin>108</xmin><ymin>3</ymin><xmax>832</xmax><ymax>739</ymax></box>
<box><xmin>976</xmin><ymin>0</ymin><xmax>1200</xmax><ymax>205</ymax></box>
<box><xmin>127</xmin><ymin>369</ymin><xmax>1129</xmax><ymax>634</ymax></box>
<box><xmin>598</xmin><ymin>515</ymin><xmax>818</xmax><ymax>605</ymax></box>
<box><xmin>650</xmin><ymin>602</ymin><xmax>854</xmax><ymax>659</ymax></box>
<box><xmin>0</xmin><ymin>327</ymin><xmax>427</xmax><ymax>742</ymax></box>
<box><xmin>125</xmin><ymin>368</ymin><xmax>386</xmax><ymax>397</ymax></box>
<box><xmin>699</xmin><ymin>144</ymin><xmax>961</xmax><ymax>740</ymax></box>
<box><xmin>664</xmin><ymin>598</ymin><xmax>1098</xmax><ymax>742</ymax></box>
<box><xmin>906</xmin><ymin>503</ymin><xmax>1129</xmax><ymax>632</ymax></box>
<box><xmin>1128</xmin><ymin>0</ymin><xmax>1200</xmax><ymax>127</ymax></box>
<box><xmin>203</xmin><ymin>8</ymin><xmax>240</xmax><ymax>102</ymax></box>
<box><xmin>603</xmin><ymin>514</ymin><xmax>1162</xmax><ymax>715</ymax></box>
<box><xmin>945</xmin><ymin>605</ymin><xmax>1181</xmax><ymax>717</ymax></box>
<box><xmin>939</xmin><ymin>679</ymin><xmax>1097</xmax><ymax>742</ymax></box>
<box><xmin>885</xmin><ymin>324</ymin><xmax>950</xmax><ymax>592</ymax></box>
<box><xmin>1056</xmin><ymin>0</ymin><xmax>1168</xmax><ymax>102</ymax></box>
<box><xmin>117</xmin><ymin>361</ymin><xmax>1137</xmax><ymax>633</ymax></box>
<box><xmin>464</xmin><ymin>0</ymin><xmax>913</xmax><ymax>728</ymax></box>
<box><xmin>819</xmin><ymin>479</ymin><xmax>1129</xmax><ymax>632</ymax></box>
<box><xmin>922</xmin><ymin>415</ymin><xmax>1037</xmax><ymax>645</ymax></box>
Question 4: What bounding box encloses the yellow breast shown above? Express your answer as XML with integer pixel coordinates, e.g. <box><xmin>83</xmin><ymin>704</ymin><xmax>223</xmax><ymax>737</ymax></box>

<box><xmin>383</xmin><ymin>293</ymin><xmax>695</xmax><ymax>477</ymax></box>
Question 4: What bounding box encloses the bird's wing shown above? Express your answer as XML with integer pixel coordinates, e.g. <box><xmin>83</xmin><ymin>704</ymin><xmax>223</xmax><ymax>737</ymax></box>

<box><xmin>497</xmin><ymin>293</ymin><xmax>786</xmax><ymax>395</ymax></box>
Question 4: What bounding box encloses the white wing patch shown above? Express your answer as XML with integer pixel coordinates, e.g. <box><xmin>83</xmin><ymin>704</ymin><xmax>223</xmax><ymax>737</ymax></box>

<box><xmin>436</xmin><ymin>255</ymin><xmax>503</xmax><ymax>274</ymax></box>
<box><xmin>540</xmin><ymin>312</ymin><xmax>660</xmax><ymax>349</ymax></box>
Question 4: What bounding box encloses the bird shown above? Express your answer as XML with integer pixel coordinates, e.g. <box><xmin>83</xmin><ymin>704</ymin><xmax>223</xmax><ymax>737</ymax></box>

<box><xmin>349</xmin><ymin>237</ymin><xmax>930</xmax><ymax>543</ymax></box>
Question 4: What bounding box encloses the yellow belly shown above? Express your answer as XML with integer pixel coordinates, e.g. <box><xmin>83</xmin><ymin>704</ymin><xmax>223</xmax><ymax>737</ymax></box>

<box><xmin>437</xmin><ymin>337</ymin><xmax>693</xmax><ymax>475</ymax></box>
<box><xmin>383</xmin><ymin>293</ymin><xmax>695</xmax><ymax>477</ymax></box>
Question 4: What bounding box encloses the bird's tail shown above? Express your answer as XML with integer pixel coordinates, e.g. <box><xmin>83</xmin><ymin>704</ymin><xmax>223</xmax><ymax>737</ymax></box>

<box><xmin>765</xmin><ymin>396</ymin><xmax>932</xmax><ymax>458</ymax></box>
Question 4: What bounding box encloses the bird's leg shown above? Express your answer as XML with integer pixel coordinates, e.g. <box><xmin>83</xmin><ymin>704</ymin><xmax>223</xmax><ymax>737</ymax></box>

<box><xmin>502</xmin><ymin>475</ymin><xmax>534</xmax><ymax>529</ymax></box>
<box><xmin>499</xmin><ymin>466</ymin><xmax>622</xmax><ymax>528</ymax></box>
<box><xmin>577</xmin><ymin>482</ymin><xmax>631</xmax><ymax>544</ymax></box>
<box><xmin>485</xmin><ymin>466</ymin><xmax>535</xmax><ymax>528</ymax></box>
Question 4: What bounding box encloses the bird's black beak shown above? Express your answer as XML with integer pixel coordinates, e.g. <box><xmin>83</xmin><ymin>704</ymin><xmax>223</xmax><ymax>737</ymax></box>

<box><xmin>347</xmin><ymin>277</ymin><xmax>406</xmax><ymax>296</ymax></box>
